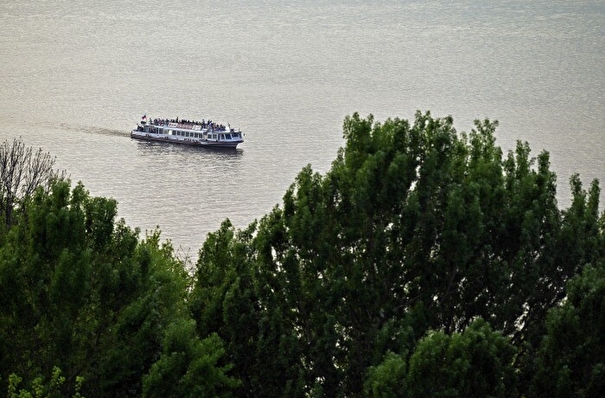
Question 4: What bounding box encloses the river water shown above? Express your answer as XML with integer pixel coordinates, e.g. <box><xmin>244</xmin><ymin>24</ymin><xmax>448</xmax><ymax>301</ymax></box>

<box><xmin>1</xmin><ymin>0</ymin><xmax>603</xmax><ymax>259</ymax></box>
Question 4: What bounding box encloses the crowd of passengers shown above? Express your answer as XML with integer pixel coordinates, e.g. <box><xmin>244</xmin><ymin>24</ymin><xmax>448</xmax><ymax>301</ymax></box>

<box><xmin>151</xmin><ymin>117</ymin><xmax>229</xmax><ymax>131</ymax></box>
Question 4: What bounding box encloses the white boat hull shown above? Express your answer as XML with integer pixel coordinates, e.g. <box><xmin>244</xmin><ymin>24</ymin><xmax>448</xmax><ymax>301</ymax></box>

<box><xmin>131</xmin><ymin>130</ymin><xmax>242</xmax><ymax>148</ymax></box>
<box><xmin>130</xmin><ymin>118</ymin><xmax>244</xmax><ymax>149</ymax></box>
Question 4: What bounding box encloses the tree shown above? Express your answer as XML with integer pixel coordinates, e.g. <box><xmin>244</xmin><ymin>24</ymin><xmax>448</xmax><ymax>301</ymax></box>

<box><xmin>0</xmin><ymin>138</ymin><xmax>65</xmax><ymax>228</ymax></box>
<box><xmin>364</xmin><ymin>351</ymin><xmax>408</xmax><ymax>398</ymax></box>
<box><xmin>6</xmin><ymin>367</ymin><xmax>84</xmax><ymax>398</ymax></box>
<box><xmin>190</xmin><ymin>111</ymin><xmax>603</xmax><ymax>396</ymax></box>
<box><xmin>405</xmin><ymin>319</ymin><xmax>517</xmax><ymax>398</ymax></box>
<box><xmin>190</xmin><ymin>219</ymin><xmax>306</xmax><ymax>397</ymax></box>
<box><xmin>0</xmin><ymin>180</ymin><xmax>236</xmax><ymax>398</ymax></box>
<box><xmin>530</xmin><ymin>262</ymin><xmax>605</xmax><ymax>397</ymax></box>
<box><xmin>143</xmin><ymin>321</ymin><xmax>240</xmax><ymax>398</ymax></box>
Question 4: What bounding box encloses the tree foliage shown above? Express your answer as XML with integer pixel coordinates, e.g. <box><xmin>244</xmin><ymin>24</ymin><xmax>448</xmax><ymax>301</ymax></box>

<box><xmin>405</xmin><ymin>318</ymin><xmax>517</xmax><ymax>398</ymax></box>
<box><xmin>190</xmin><ymin>111</ymin><xmax>604</xmax><ymax>397</ymax></box>
<box><xmin>0</xmin><ymin>179</ymin><xmax>237</xmax><ymax>398</ymax></box>
<box><xmin>2</xmin><ymin>111</ymin><xmax>604</xmax><ymax>397</ymax></box>
<box><xmin>143</xmin><ymin>322</ymin><xmax>240</xmax><ymax>398</ymax></box>
<box><xmin>6</xmin><ymin>367</ymin><xmax>84</xmax><ymax>398</ymax></box>
<box><xmin>530</xmin><ymin>262</ymin><xmax>605</xmax><ymax>397</ymax></box>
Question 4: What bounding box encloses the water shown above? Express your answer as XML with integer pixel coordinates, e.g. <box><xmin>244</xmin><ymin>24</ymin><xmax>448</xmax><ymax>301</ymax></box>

<box><xmin>1</xmin><ymin>0</ymin><xmax>604</xmax><ymax>259</ymax></box>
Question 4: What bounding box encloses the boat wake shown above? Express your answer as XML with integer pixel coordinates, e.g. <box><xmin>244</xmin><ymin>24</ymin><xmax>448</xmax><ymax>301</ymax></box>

<box><xmin>1</xmin><ymin>118</ymin><xmax>130</xmax><ymax>138</ymax></box>
<box><xmin>57</xmin><ymin>123</ymin><xmax>127</xmax><ymax>137</ymax></box>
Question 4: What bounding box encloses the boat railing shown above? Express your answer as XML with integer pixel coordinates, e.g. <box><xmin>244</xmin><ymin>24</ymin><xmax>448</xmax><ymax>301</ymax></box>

<box><xmin>147</xmin><ymin>118</ymin><xmax>238</xmax><ymax>134</ymax></box>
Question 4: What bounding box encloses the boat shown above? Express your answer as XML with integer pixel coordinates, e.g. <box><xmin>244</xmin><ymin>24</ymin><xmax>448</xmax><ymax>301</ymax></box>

<box><xmin>130</xmin><ymin>115</ymin><xmax>244</xmax><ymax>148</ymax></box>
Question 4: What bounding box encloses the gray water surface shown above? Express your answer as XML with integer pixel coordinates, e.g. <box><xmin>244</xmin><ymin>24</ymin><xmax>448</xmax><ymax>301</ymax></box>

<box><xmin>1</xmin><ymin>0</ymin><xmax>603</xmax><ymax>258</ymax></box>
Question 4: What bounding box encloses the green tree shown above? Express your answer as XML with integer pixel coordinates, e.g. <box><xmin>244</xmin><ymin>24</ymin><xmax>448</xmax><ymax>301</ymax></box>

<box><xmin>406</xmin><ymin>319</ymin><xmax>517</xmax><ymax>398</ymax></box>
<box><xmin>6</xmin><ymin>367</ymin><xmax>84</xmax><ymax>398</ymax></box>
<box><xmin>143</xmin><ymin>321</ymin><xmax>240</xmax><ymax>398</ymax></box>
<box><xmin>189</xmin><ymin>111</ymin><xmax>602</xmax><ymax>396</ymax></box>
<box><xmin>190</xmin><ymin>219</ymin><xmax>306</xmax><ymax>397</ymax></box>
<box><xmin>363</xmin><ymin>351</ymin><xmax>408</xmax><ymax>398</ymax></box>
<box><xmin>0</xmin><ymin>179</ymin><xmax>236</xmax><ymax>398</ymax></box>
<box><xmin>530</xmin><ymin>263</ymin><xmax>605</xmax><ymax>397</ymax></box>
